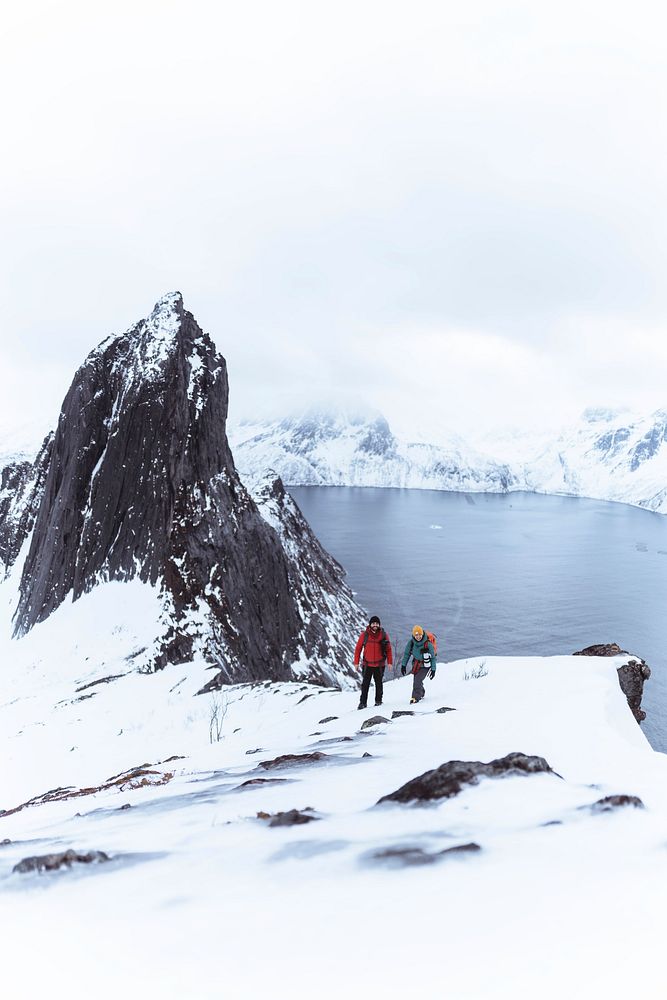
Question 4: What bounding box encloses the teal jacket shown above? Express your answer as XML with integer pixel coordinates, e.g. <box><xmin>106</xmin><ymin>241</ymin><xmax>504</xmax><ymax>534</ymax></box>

<box><xmin>401</xmin><ymin>631</ymin><xmax>436</xmax><ymax>673</ymax></box>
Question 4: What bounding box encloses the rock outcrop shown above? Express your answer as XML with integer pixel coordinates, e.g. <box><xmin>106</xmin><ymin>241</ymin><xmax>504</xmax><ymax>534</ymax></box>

<box><xmin>3</xmin><ymin>293</ymin><xmax>362</xmax><ymax>685</ymax></box>
<box><xmin>573</xmin><ymin>643</ymin><xmax>651</xmax><ymax>723</ymax></box>
<box><xmin>13</xmin><ymin>849</ymin><xmax>110</xmax><ymax>874</ymax></box>
<box><xmin>377</xmin><ymin>752</ymin><xmax>556</xmax><ymax>805</ymax></box>
<box><xmin>0</xmin><ymin>434</ymin><xmax>52</xmax><ymax>578</ymax></box>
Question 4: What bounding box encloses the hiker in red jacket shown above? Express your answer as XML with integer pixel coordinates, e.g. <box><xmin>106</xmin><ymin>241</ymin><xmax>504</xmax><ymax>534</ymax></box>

<box><xmin>353</xmin><ymin>615</ymin><xmax>393</xmax><ymax>709</ymax></box>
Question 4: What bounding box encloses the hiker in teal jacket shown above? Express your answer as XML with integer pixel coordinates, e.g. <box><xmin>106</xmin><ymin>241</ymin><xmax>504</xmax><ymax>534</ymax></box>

<box><xmin>401</xmin><ymin>625</ymin><xmax>436</xmax><ymax>704</ymax></box>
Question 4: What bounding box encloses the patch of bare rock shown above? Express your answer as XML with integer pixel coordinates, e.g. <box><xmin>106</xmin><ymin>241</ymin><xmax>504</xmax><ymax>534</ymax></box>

<box><xmin>360</xmin><ymin>715</ymin><xmax>390</xmax><ymax>730</ymax></box>
<box><xmin>0</xmin><ymin>763</ymin><xmax>175</xmax><ymax>818</ymax></box>
<box><xmin>13</xmin><ymin>849</ymin><xmax>110</xmax><ymax>874</ymax></box>
<box><xmin>257</xmin><ymin>808</ymin><xmax>321</xmax><ymax>827</ymax></box>
<box><xmin>573</xmin><ymin>643</ymin><xmax>651</xmax><ymax>723</ymax></box>
<box><xmin>369</xmin><ymin>843</ymin><xmax>481</xmax><ymax>867</ymax></box>
<box><xmin>257</xmin><ymin>752</ymin><xmax>329</xmax><ymax>771</ymax></box>
<box><xmin>377</xmin><ymin>752</ymin><xmax>556</xmax><ymax>805</ymax></box>
<box><xmin>589</xmin><ymin>795</ymin><xmax>644</xmax><ymax>812</ymax></box>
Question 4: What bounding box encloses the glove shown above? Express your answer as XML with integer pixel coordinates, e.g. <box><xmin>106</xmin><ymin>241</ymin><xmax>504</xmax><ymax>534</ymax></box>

<box><xmin>428</xmin><ymin>668</ymin><xmax>436</xmax><ymax>680</ymax></box>
<box><xmin>400</xmin><ymin>666</ymin><xmax>406</xmax><ymax>676</ymax></box>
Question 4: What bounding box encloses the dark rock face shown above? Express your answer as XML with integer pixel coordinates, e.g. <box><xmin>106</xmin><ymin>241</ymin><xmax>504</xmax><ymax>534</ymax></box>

<box><xmin>13</xmin><ymin>849</ymin><xmax>110</xmax><ymax>874</ymax></box>
<box><xmin>7</xmin><ymin>294</ymin><xmax>361</xmax><ymax>685</ymax></box>
<box><xmin>630</xmin><ymin>416</ymin><xmax>667</xmax><ymax>471</ymax></box>
<box><xmin>0</xmin><ymin>435</ymin><xmax>52</xmax><ymax>577</ymax></box>
<box><xmin>573</xmin><ymin>644</ymin><xmax>651</xmax><ymax>723</ymax></box>
<box><xmin>377</xmin><ymin>752</ymin><xmax>555</xmax><ymax>805</ymax></box>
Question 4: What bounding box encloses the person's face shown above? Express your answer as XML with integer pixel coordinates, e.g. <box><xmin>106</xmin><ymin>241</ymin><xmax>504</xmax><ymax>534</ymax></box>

<box><xmin>370</xmin><ymin>622</ymin><xmax>379</xmax><ymax>632</ymax></box>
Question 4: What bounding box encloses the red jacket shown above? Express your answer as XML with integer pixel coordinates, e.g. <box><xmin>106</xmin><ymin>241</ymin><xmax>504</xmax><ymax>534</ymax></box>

<box><xmin>353</xmin><ymin>628</ymin><xmax>393</xmax><ymax>668</ymax></box>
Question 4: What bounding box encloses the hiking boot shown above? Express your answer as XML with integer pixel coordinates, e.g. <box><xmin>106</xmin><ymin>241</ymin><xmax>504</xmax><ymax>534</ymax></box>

<box><xmin>375</xmin><ymin>701</ymin><xmax>382</xmax><ymax>707</ymax></box>
<box><xmin>358</xmin><ymin>701</ymin><xmax>367</xmax><ymax>710</ymax></box>
<box><xmin>410</xmin><ymin>697</ymin><xmax>417</xmax><ymax>704</ymax></box>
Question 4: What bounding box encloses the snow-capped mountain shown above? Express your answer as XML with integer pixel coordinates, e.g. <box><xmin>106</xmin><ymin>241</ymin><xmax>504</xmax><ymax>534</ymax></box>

<box><xmin>515</xmin><ymin>407</ymin><xmax>667</xmax><ymax>513</ymax></box>
<box><xmin>229</xmin><ymin>407</ymin><xmax>517</xmax><ymax>493</ymax></box>
<box><xmin>230</xmin><ymin>405</ymin><xmax>667</xmax><ymax>514</ymax></box>
<box><xmin>0</xmin><ymin>294</ymin><xmax>364</xmax><ymax>686</ymax></box>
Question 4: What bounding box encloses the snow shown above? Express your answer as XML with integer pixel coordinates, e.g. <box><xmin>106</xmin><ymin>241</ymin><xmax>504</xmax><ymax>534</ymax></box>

<box><xmin>229</xmin><ymin>408</ymin><xmax>515</xmax><ymax>494</ymax></box>
<box><xmin>230</xmin><ymin>405</ymin><xmax>667</xmax><ymax>516</ymax></box>
<box><xmin>0</xmin><ymin>582</ymin><xmax>665</xmax><ymax>999</ymax></box>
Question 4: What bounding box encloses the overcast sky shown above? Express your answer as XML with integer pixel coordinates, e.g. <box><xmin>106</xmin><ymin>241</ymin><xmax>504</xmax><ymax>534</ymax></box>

<box><xmin>2</xmin><ymin>0</ymin><xmax>666</xmax><ymax>447</ymax></box>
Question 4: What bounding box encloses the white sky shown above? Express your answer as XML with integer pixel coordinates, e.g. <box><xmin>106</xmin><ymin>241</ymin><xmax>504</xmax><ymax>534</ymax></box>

<box><xmin>2</xmin><ymin>0</ymin><xmax>667</xmax><ymax>445</ymax></box>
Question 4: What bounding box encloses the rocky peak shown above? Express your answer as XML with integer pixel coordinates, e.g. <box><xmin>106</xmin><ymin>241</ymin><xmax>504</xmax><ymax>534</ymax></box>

<box><xmin>9</xmin><ymin>295</ymin><xmax>361</xmax><ymax>685</ymax></box>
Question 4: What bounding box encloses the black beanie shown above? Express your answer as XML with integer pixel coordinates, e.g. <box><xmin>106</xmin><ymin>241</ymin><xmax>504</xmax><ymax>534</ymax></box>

<box><xmin>369</xmin><ymin>615</ymin><xmax>381</xmax><ymax>626</ymax></box>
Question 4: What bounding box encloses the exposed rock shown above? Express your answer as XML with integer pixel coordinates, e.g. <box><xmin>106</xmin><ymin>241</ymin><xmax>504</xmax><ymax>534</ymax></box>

<box><xmin>237</xmin><ymin>778</ymin><xmax>289</xmax><ymax>788</ymax></box>
<box><xmin>616</xmin><ymin>661</ymin><xmax>651</xmax><ymax>723</ymax></box>
<box><xmin>391</xmin><ymin>710</ymin><xmax>414</xmax><ymax>719</ymax></box>
<box><xmin>75</xmin><ymin>673</ymin><xmax>128</xmax><ymax>693</ymax></box>
<box><xmin>378</xmin><ymin>752</ymin><xmax>556</xmax><ymax>805</ymax></box>
<box><xmin>369</xmin><ymin>842</ymin><xmax>481</xmax><ymax>867</ymax></box>
<box><xmin>13</xmin><ymin>849</ymin><xmax>110</xmax><ymax>874</ymax></box>
<box><xmin>574</xmin><ymin>643</ymin><xmax>626</xmax><ymax>657</ymax></box>
<box><xmin>1</xmin><ymin>838</ymin><xmax>11</xmax><ymax>846</ymax></box>
<box><xmin>0</xmin><ymin>435</ymin><xmax>53</xmax><ymax>578</ymax></box>
<box><xmin>257</xmin><ymin>808</ymin><xmax>320</xmax><ymax>827</ymax></box>
<box><xmin>319</xmin><ymin>716</ymin><xmax>338</xmax><ymax>724</ymax></box>
<box><xmin>360</xmin><ymin>715</ymin><xmax>390</xmax><ymax>730</ymax></box>
<box><xmin>436</xmin><ymin>707</ymin><xmax>456</xmax><ymax>714</ymax></box>
<box><xmin>7</xmin><ymin>293</ymin><xmax>362</xmax><ymax>687</ymax></box>
<box><xmin>573</xmin><ymin>644</ymin><xmax>651</xmax><ymax>723</ymax></box>
<box><xmin>590</xmin><ymin>794</ymin><xmax>645</xmax><ymax>812</ymax></box>
<box><xmin>1</xmin><ymin>764</ymin><xmax>174</xmax><ymax>818</ymax></box>
<box><xmin>257</xmin><ymin>752</ymin><xmax>329</xmax><ymax>771</ymax></box>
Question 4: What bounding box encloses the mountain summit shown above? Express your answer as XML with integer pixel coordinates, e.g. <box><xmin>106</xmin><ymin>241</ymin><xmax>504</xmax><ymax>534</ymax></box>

<box><xmin>4</xmin><ymin>294</ymin><xmax>361</xmax><ymax>685</ymax></box>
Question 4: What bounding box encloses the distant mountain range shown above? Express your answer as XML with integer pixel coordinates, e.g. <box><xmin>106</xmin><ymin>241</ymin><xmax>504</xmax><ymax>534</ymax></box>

<box><xmin>229</xmin><ymin>405</ymin><xmax>667</xmax><ymax>514</ymax></box>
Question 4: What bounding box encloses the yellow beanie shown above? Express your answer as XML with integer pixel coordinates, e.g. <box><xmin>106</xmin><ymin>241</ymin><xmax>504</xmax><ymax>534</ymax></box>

<box><xmin>412</xmin><ymin>625</ymin><xmax>424</xmax><ymax>638</ymax></box>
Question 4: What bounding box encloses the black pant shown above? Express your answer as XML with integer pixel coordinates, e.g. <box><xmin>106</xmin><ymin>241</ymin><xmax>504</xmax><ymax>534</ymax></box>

<box><xmin>411</xmin><ymin>665</ymin><xmax>429</xmax><ymax>702</ymax></box>
<box><xmin>360</xmin><ymin>665</ymin><xmax>385</xmax><ymax>706</ymax></box>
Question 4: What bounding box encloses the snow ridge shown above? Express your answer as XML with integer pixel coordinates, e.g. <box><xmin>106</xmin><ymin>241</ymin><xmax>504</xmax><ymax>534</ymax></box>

<box><xmin>230</xmin><ymin>405</ymin><xmax>667</xmax><ymax>514</ymax></box>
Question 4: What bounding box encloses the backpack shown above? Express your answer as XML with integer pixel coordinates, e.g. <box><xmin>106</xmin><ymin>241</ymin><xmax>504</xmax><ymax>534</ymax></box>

<box><xmin>413</xmin><ymin>630</ymin><xmax>437</xmax><ymax>662</ymax></box>
<box><xmin>361</xmin><ymin>628</ymin><xmax>389</xmax><ymax>661</ymax></box>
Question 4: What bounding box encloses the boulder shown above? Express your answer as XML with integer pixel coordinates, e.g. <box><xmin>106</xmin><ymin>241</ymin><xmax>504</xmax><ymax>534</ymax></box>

<box><xmin>573</xmin><ymin>644</ymin><xmax>651</xmax><ymax>723</ymax></box>
<box><xmin>378</xmin><ymin>751</ymin><xmax>556</xmax><ymax>805</ymax></box>
<box><xmin>360</xmin><ymin>715</ymin><xmax>390</xmax><ymax>730</ymax></box>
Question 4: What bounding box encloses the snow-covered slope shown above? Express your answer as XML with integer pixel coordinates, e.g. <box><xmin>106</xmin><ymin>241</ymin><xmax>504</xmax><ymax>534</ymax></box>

<box><xmin>517</xmin><ymin>407</ymin><xmax>667</xmax><ymax>513</ymax></box>
<box><xmin>231</xmin><ymin>405</ymin><xmax>667</xmax><ymax>514</ymax></box>
<box><xmin>0</xmin><ymin>620</ymin><xmax>663</xmax><ymax>999</ymax></box>
<box><xmin>230</xmin><ymin>407</ymin><xmax>517</xmax><ymax>493</ymax></box>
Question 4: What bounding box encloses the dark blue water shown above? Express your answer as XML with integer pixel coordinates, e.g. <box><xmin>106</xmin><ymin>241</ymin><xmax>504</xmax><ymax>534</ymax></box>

<box><xmin>289</xmin><ymin>487</ymin><xmax>667</xmax><ymax>752</ymax></box>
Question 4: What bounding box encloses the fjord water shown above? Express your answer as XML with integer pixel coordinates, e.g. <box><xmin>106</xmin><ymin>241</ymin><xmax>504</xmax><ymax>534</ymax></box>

<box><xmin>289</xmin><ymin>487</ymin><xmax>667</xmax><ymax>753</ymax></box>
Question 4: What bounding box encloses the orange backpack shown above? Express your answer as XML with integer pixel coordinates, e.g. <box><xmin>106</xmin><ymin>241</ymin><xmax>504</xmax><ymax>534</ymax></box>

<box><xmin>425</xmin><ymin>631</ymin><xmax>437</xmax><ymax>656</ymax></box>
